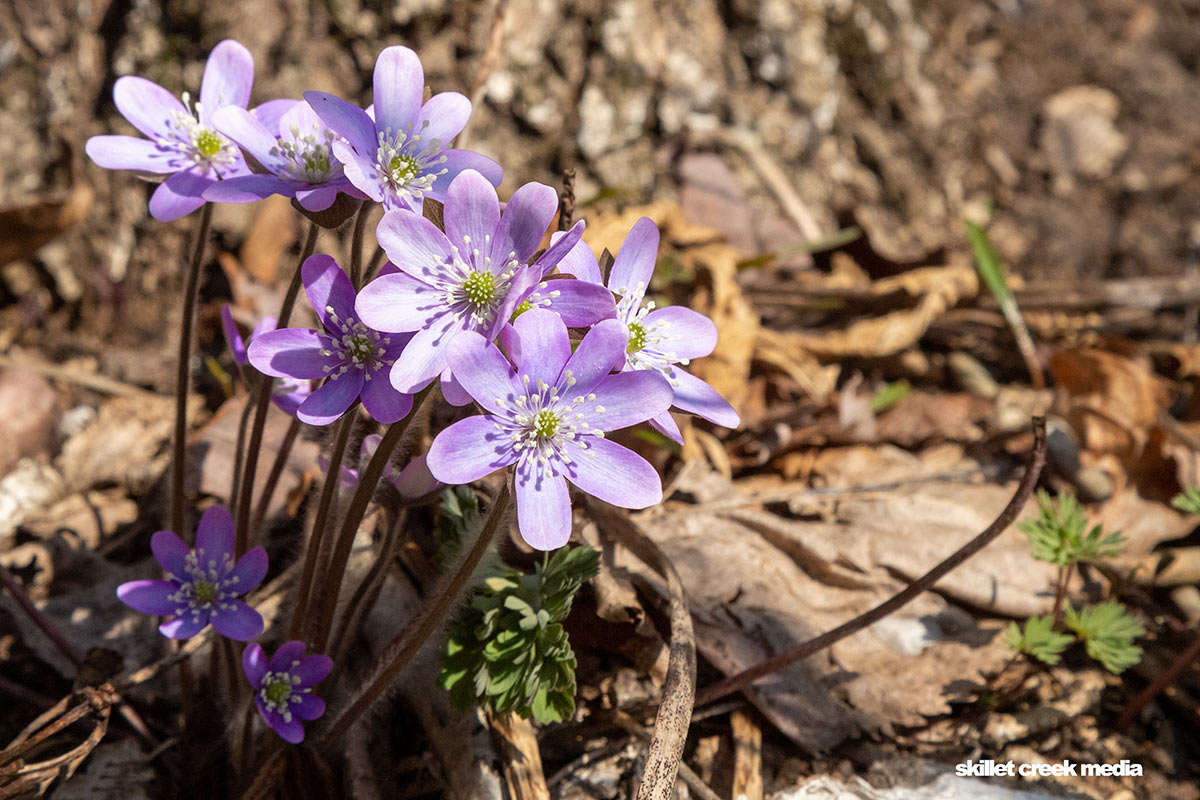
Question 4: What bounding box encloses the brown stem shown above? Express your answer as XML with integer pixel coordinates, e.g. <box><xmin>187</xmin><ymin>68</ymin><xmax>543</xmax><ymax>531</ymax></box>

<box><xmin>248</xmin><ymin>415</ymin><xmax>302</xmax><ymax>536</ymax></box>
<box><xmin>693</xmin><ymin>417</ymin><xmax>1047</xmax><ymax>708</ymax></box>
<box><xmin>348</xmin><ymin>200</ymin><xmax>371</xmax><ymax>290</ymax></box>
<box><xmin>228</xmin><ymin>396</ymin><xmax>255</xmax><ymax>517</ymax></box>
<box><xmin>234</xmin><ymin>221</ymin><xmax>319</xmax><ymax>555</ymax></box>
<box><xmin>289</xmin><ymin>409</ymin><xmax>358</xmax><ymax>642</ymax></box>
<box><xmin>1116</xmin><ymin>630</ymin><xmax>1200</xmax><ymax>732</ymax></box>
<box><xmin>329</xmin><ymin>509</ymin><xmax>407</xmax><ymax>662</ymax></box>
<box><xmin>319</xmin><ymin>481</ymin><xmax>511</xmax><ymax>744</ymax></box>
<box><xmin>170</xmin><ymin>202</ymin><xmax>213</xmax><ymax>537</ymax></box>
<box><xmin>1051</xmin><ymin>563</ymin><xmax>1073</xmax><ymax>628</ymax></box>
<box><xmin>0</xmin><ymin>564</ymin><xmax>82</xmax><ymax>665</ymax></box>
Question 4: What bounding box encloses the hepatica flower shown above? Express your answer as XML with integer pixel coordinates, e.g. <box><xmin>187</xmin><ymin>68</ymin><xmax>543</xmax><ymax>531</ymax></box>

<box><xmin>247</xmin><ymin>255</ymin><xmax>412</xmax><ymax>426</ymax></box>
<box><xmin>243</xmin><ymin>641</ymin><xmax>332</xmax><ymax>743</ymax></box>
<box><xmin>305</xmin><ymin>45</ymin><xmax>501</xmax><ymax>212</ymax></box>
<box><xmin>204</xmin><ymin>99</ymin><xmax>360</xmax><ymax>211</ymax></box>
<box><xmin>557</xmin><ymin>217</ymin><xmax>740</xmax><ymax>443</ymax></box>
<box><xmin>427</xmin><ymin>310</ymin><xmax>672</xmax><ymax>549</ymax></box>
<box><xmin>221</xmin><ymin>306</ymin><xmax>312</xmax><ymax>416</ymax></box>
<box><xmin>116</xmin><ymin>505</ymin><xmax>266</xmax><ymax>640</ymax></box>
<box><xmin>85</xmin><ymin>39</ymin><xmax>256</xmax><ymax>221</ymax></box>
<box><xmin>357</xmin><ymin>169</ymin><xmax>606</xmax><ymax>395</ymax></box>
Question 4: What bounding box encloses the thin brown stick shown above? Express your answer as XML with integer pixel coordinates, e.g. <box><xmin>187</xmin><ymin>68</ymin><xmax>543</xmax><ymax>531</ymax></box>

<box><xmin>330</xmin><ymin>509</ymin><xmax>408</xmax><ymax>662</ymax></box>
<box><xmin>0</xmin><ymin>565</ymin><xmax>82</xmax><ymax>665</ymax></box>
<box><xmin>557</xmin><ymin>168</ymin><xmax>576</xmax><ymax>232</ymax></box>
<box><xmin>454</xmin><ymin>0</ymin><xmax>509</xmax><ymax>149</ymax></box>
<box><xmin>249</xmin><ymin>415</ymin><xmax>302</xmax><ymax>536</ymax></box>
<box><xmin>1116</xmin><ymin>631</ymin><xmax>1200</xmax><ymax>732</ymax></box>
<box><xmin>228</xmin><ymin>396</ymin><xmax>256</xmax><ymax>517</ymax></box>
<box><xmin>693</xmin><ymin>416</ymin><xmax>1047</xmax><ymax>708</ymax></box>
<box><xmin>170</xmin><ymin>202</ymin><xmax>213</xmax><ymax>537</ymax></box>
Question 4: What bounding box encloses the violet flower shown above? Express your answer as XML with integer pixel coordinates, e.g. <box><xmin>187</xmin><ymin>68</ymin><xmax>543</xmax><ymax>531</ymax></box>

<box><xmin>85</xmin><ymin>39</ymin><xmax>257</xmax><ymax>221</ymax></box>
<box><xmin>221</xmin><ymin>306</ymin><xmax>312</xmax><ymax>416</ymax></box>
<box><xmin>247</xmin><ymin>255</ymin><xmax>413</xmax><ymax>426</ymax></box>
<box><xmin>304</xmin><ymin>45</ymin><xmax>501</xmax><ymax>212</ymax></box>
<box><xmin>355</xmin><ymin>169</ymin><xmax>608</xmax><ymax>396</ymax></box>
<box><xmin>243</xmin><ymin>641</ymin><xmax>332</xmax><ymax>743</ymax></box>
<box><xmin>427</xmin><ymin>309</ymin><xmax>672</xmax><ymax>550</ymax></box>
<box><xmin>116</xmin><ymin>505</ymin><xmax>266</xmax><ymax>640</ymax></box>
<box><xmin>556</xmin><ymin>217</ymin><xmax>740</xmax><ymax>443</ymax></box>
<box><xmin>204</xmin><ymin>99</ymin><xmax>361</xmax><ymax>211</ymax></box>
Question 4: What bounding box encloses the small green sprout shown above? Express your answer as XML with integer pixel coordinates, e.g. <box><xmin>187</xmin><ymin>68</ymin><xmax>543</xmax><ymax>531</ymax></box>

<box><xmin>1171</xmin><ymin>487</ymin><xmax>1200</xmax><ymax>515</ymax></box>
<box><xmin>1005</xmin><ymin>615</ymin><xmax>1073</xmax><ymax>666</ymax></box>
<box><xmin>1064</xmin><ymin>601</ymin><xmax>1144</xmax><ymax>675</ymax></box>
<box><xmin>1019</xmin><ymin>490</ymin><xmax>1126</xmax><ymax>566</ymax></box>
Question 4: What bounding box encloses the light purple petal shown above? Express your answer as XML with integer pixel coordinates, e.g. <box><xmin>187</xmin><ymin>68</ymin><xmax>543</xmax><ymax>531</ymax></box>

<box><xmin>203</xmin><ymin>174</ymin><xmax>298</xmax><ymax>204</ymax></box>
<box><xmin>444</xmin><ymin>170</ymin><xmax>500</xmax><ymax>257</ymax></box>
<box><xmin>305</xmin><ymin>91</ymin><xmax>377</xmax><ymax>155</ymax></box>
<box><xmin>491</xmin><ymin>267</ymin><xmax>543</xmax><ymax>340</ymax></box>
<box><xmin>149</xmin><ymin>171</ymin><xmax>212</xmax><ymax>222</ymax></box>
<box><xmin>117</xmin><ymin>580</ymin><xmax>180</xmax><ymax>615</ymax></box>
<box><xmin>112</xmin><ymin>76</ymin><xmax>186</xmax><ymax>139</ymax></box>
<box><xmin>199</xmin><ymin>39</ymin><xmax>254</xmax><ymax>124</ymax></box>
<box><xmin>375</xmin><ymin>209</ymin><xmax>453</xmax><ymax>282</ymax></box>
<box><xmin>228</xmin><ymin>546</ymin><xmax>268</xmax><ymax>593</ymax></box>
<box><xmin>564</xmin><ymin>437</ymin><xmax>662</xmax><ymax>509</ymax></box>
<box><xmin>650</xmin><ymin>411</ymin><xmax>684</xmax><ymax>445</ymax></box>
<box><xmin>295</xmin><ymin>184</ymin><xmax>339</xmax><ymax>211</ymax></box>
<box><xmin>514</xmin><ymin>462</ymin><xmax>572</xmax><ymax>550</ymax></box>
<box><xmin>389</xmin><ymin>318</ymin><xmax>466</xmax><ymax>394</ymax></box>
<box><xmin>373</xmin><ymin>46</ymin><xmax>424</xmax><ymax>136</ymax></box>
<box><xmin>269</xmin><ymin>642</ymin><xmax>307</xmax><ymax>673</ymax></box>
<box><xmin>150</xmin><ymin>530</ymin><xmax>190</xmax><ymax>577</ymax></box>
<box><xmin>427</xmin><ymin>415</ymin><xmax>517</xmax><ymax>484</ymax></box>
<box><xmin>361</xmin><ymin>371</ymin><xmax>413</xmax><ymax>424</ymax></box>
<box><xmin>356</xmin><ymin>269</ymin><xmax>444</xmax><ymax>333</ymax></box>
<box><xmin>211</xmin><ymin>105</ymin><xmax>283</xmax><ymax>170</ymax></box>
<box><xmin>557</xmin><ymin>318</ymin><xmax>626</xmax><ymax>396</ymax></box>
<box><xmin>511</xmin><ymin>309</ymin><xmax>569</xmax><ymax>387</ymax></box>
<box><xmin>222</xmin><ymin>305</ymin><xmax>248</xmax><ymax>365</ymax></box>
<box><xmin>292</xmin><ymin>693</ymin><xmax>326</xmax><ymax>720</ymax></box>
<box><xmin>532</xmin><ymin>221</ymin><xmax>585</xmax><ymax>277</ymax></box>
<box><xmin>668</xmin><ymin>368</ymin><xmax>740</xmax><ymax>429</ymax></box>
<box><xmin>297</xmin><ymin>371</ymin><xmax>365</xmax><ymax>426</ymax></box>
<box><xmin>160</xmin><ymin>613</ymin><xmax>209</xmax><ymax>639</ymax></box>
<box><xmin>585</xmin><ymin>371</ymin><xmax>673</xmax><ymax>431</ymax></box>
<box><xmin>248</xmin><ymin>328</ymin><xmax>339</xmax><ymax>379</ymax></box>
<box><xmin>243</xmin><ymin>642</ymin><xmax>269</xmax><ymax>686</ymax></box>
<box><xmin>553</xmin><ymin>235</ymin><xmax>602</xmax><ymax>284</ymax></box>
<box><xmin>292</xmin><ymin>654</ymin><xmax>334</xmax><ymax>687</ymax></box>
<box><xmin>196</xmin><ymin>505</ymin><xmax>235</xmax><ymax>561</ymax></box>
<box><xmin>418</xmin><ymin>91</ymin><xmax>471</xmax><ymax>148</ymax></box>
<box><xmin>210</xmin><ymin>600</ymin><xmax>264</xmax><ymax>641</ymax></box>
<box><xmin>643</xmin><ymin>306</ymin><xmax>718</xmax><ymax>360</ymax></box>
<box><xmin>608</xmin><ymin>217</ymin><xmax>660</xmax><ymax>297</ymax></box>
<box><xmin>491</xmin><ymin>181</ymin><xmax>557</xmax><ymax>264</ymax></box>
<box><xmin>251</xmin><ymin>99</ymin><xmax>298</xmax><ymax>132</ymax></box>
<box><xmin>440</xmin><ymin>368</ymin><xmax>473</xmax><ymax>407</ymax></box>
<box><xmin>302</xmin><ymin>254</ymin><xmax>357</xmax><ymax>332</ymax></box>
<box><xmin>84</xmin><ymin>135</ymin><xmax>178</xmax><ymax>173</ymax></box>
<box><xmin>541</xmin><ymin>278</ymin><xmax>617</xmax><ymax>326</ymax></box>
<box><xmin>430</xmin><ymin>149</ymin><xmax>502</xmax><ymax>198</ymax></box>
<box><xmin>445</xmin><ymin>331</ymin><xmax>523</xmax><ymax>415</ymax></box>
<box><xmin>394</xmin><ymin>453</ymin><xmax>441</xmax><ymax>500</ymax></box>
<box><xmin>334</xmin><ymin>141</ymin><xmax>385</xmax><ymax>202</ymax></box>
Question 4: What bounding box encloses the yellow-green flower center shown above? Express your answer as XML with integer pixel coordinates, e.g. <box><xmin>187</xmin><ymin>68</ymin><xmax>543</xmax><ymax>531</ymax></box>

<box><xmin>511</xmin><ymin>299</ymin><xmax>533</xmax><ymax>319</ymax></box>
<box><xmin>264</xmin><ymin>678</ymin><xmax>292</xmax><ymax>706</ymax></box>
<box><xmin>462</xmin><ymin>271</ymin><xmax>496</xmax><ymax>306</ymax></box>
<box><xmin>346</xmin><ymin>333</ymin><xmax>374</xmax><ymax>362</ymax></box>
<box><xmin>195</xmin><ymin>129</ymin><xmax>224</xmax><ymax>159</ymax></box>
<box><xmin>388</xmin><ymin>154</ymin><xmax>419</xmax><ymax>183</ymax></box>
<box><xmin>192</xmin><ymin>579</ymin><xmax>216</xmax><ymax>604</ymax></box>
<box><xmin>627</xmin><ymin>321</ymin><xmax>648</xmax><ymax>353</ymax></box>
<box><xmin>533</xmin><ymin>410</ymin><xmax>559</xmax><ymax>439</ymax></box>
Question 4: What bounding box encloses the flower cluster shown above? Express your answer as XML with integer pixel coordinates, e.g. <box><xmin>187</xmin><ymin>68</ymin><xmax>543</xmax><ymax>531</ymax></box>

<box><xmin>98</xmin><ymin>39</ymin><xmax>740</xmax><ymax>744</ymax></box>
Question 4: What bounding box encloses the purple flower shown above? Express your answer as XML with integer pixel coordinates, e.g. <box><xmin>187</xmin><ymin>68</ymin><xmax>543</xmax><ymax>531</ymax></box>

<box><xmin>116</xmin><ymin>505</ymin><xmax>266</xmax><ymax>640</ymax></box>
<box><xmin>556</xmin><ymin>217</ymin><xmax>740</xmax><ymax>443</ymax></box>
<box><xmin>247</xmin><ymin>255</ymin><xmax>413</xmax><ymax>426</ymax></box>
<box><xmin>203</xmin><ymin>99</ymin><xmax>362</xmax><ymax>211</ymax></box>
<box><xmin>427</xmin><ymin>309</ymin><xmax>673</xmax><ymax>550</ymax></box>
<box><xmin>355</xmin><ymin>170</ymin><xmax>609</xmax><ymax>396</ymax></box>
<box><xmin>85</xmin><ymin>39</ymin><xmax>256</xmax><ymax>221</ymax></box>
<box><xmin>221</xmin><ymin>306</ymin><xmax>313</xmax><ymax>416</ymax></box>
<box><xmin>243</xmin><ymin>641</ymin><xmax>332</xmax><ymax>743</ymax></box>
<box><xmin>303</xmin><ymin>46</ymin><xmax>501</xmax><ymax>212</ymax></box>
<box><xmin>320</xmin><ymin>434</ymin><xmax>441</xmax><ymax>500</ymax></box>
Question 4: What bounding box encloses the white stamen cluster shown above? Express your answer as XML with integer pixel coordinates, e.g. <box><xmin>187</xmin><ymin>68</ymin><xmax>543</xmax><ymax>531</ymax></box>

<box><xmin>273</xmin><ymin>122</ymin><xmax>335</xmax><ymax>183</ymax></box>
<box><xmin>161</xmin><ymin>92</ymin><xmax>240</xmax><ymax>174</ymax></box>
<box><xmin>165</xmin><ymin>546</ymin><xmax>242</xmax><ymax>624</ymax></box>
<box><xmin>436</xmin><ymin>233</ymin><xmax>521</xmax><ymax>328</ymax></box>
<box><xmin>491</xmin><ymin>370</ymin><xmax>606</xmax><ymax>475</ymax></box>
<box><xmin>615</xmin><ymin>282</ymin><xmax>687</xmax><ymax>384</ymax></box>
<box><xmin>257</xmin><ymin>662</ymin><xmax>312</xmax><ymax>724</ymax></box>
<box><xmin>320</xmin><ymin>307</ymin><xmax>395</xmax><ymax>380</ymax></box>
<box><xmin>512</xmin><ymin>281</ymin><xmax>563</xmax><ymax>318</ymax></box>
<box><xmin>374</xmin><ymin>120</ymin><xmax>447</xmax><ymax>203</ymax></box>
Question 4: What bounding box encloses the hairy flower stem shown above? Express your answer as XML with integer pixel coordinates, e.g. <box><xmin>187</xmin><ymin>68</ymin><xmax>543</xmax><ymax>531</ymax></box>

<box><xmin>319</xmin><ymin>482</ymin><xmax>512</xmax><ymax>744</ymax></box>
<box><xmin>170</xmin><ymin>202</ymin><xmax>213</xmax><ymax>537</ymax></box>
<box><xmin>329</xmin><ymin>509</ymin><xmax>407</xmax><ymax>662</ymax></box>
<box><xmin>234</xmin><ymin>220</ymin><xmax>319</xmax><ymax>555</ymax></box>
<box><xmin>1051</xmin><ymin>564</ymin><xmax>1073</xmax><ymax>628</ymax></box>
<box><xmin>289</xmin><ymin>409</ymin><xmax>358</xmax><ymax>642</ymax></box>
<box><xmin>248</xmin><ymin>415</ymin><xmax>302</xmax><ymax>536</ymax></box>
<box><xmin>348</xmin><ymin>200</ymin><xmax>371</xmax><ymax>290</ymax></box>
<box><xmin>311</xmin><ymin>385</ymin><xmax>438</xmax><ymax>652</ymax></box>
<box><xmin>0</xmin><ymin>563</ymin><xmax>82</xmax><ymax>665</ymax></box>
<box><xmin>228</xmin><ymin>397</ymin><xmax>255</xmax><ymax>517</ymax></box>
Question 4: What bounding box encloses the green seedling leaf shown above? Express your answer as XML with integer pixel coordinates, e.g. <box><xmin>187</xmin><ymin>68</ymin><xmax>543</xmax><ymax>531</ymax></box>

<box><xmin>1019</xmin><ymin>490</ymin><xmax>1126</xmax><ymax>566</ymax></box>
<box><xmin>1005</xmin><ymin>615</ymin><xmax>1073</xmax><ymax>666</ymax></box>
<box><xmin>1065</xmin><ymin>600</ymin><xmax>1144</xmax><ymax>674</ymax></box>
